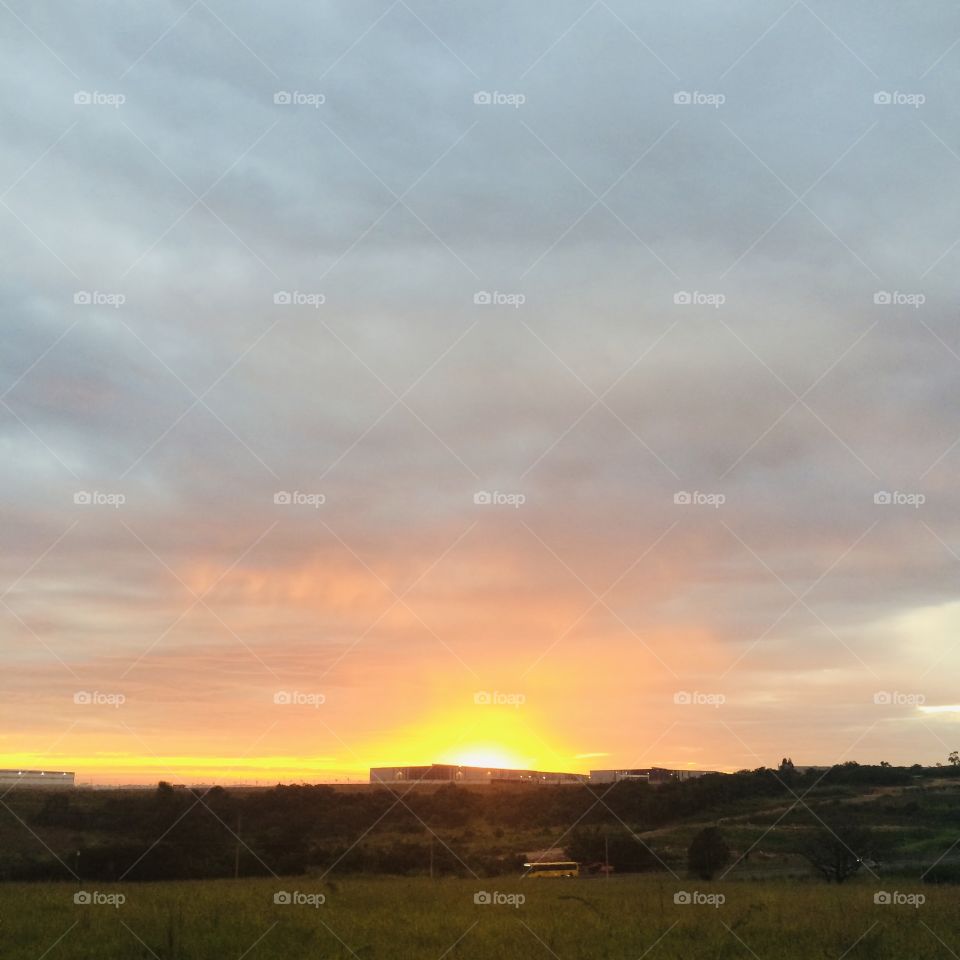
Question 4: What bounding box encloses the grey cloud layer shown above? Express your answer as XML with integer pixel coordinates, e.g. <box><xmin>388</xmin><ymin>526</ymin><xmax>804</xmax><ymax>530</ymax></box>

<box><xmin>3</xmin><ymin>0</ymin><xmax>960</xmax><ymax>767</ymax></box>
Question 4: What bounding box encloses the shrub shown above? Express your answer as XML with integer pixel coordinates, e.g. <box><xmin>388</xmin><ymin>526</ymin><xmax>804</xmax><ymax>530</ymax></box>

<box><xmin>687</xmin><ymin>826</ymin><xmax>731</xmax><ymax>880</ymax></box>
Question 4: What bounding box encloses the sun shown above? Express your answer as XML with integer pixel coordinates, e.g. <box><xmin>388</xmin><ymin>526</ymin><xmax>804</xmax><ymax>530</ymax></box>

<box><xmin>365</xmin><ymin>701</ymin><xmax>577</xmax><ymax>774</ymax></box>
<box><xmin>439</xmin><ymin>744</ymin><xmax>529</xmax><ymax>770</ymax></box>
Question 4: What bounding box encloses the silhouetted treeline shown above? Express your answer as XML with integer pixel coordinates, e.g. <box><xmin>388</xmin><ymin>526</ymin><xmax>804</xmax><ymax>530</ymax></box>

<box><xmin>1</xmin><ymin>762</ymin><xmax>946</xmax><ymax>882</ymax></box>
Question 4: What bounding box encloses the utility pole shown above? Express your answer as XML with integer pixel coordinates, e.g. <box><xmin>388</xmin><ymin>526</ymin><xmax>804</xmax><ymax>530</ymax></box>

<box><xmin>234</xmin><ymin>814</ymin><xmax>242</xmax><ymax>879</ymax></box>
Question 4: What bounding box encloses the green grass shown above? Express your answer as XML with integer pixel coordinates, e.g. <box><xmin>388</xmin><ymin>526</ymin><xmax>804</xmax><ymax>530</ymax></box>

<box><xmin>0</xmin><ymin>875</ymin><xmax>951</xmax><ymax>959</ymax></box>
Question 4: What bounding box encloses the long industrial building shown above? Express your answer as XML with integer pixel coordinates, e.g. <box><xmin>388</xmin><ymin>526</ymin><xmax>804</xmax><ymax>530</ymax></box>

<box><xmin>589</xmin><ymin>767</ymin><xmax>717</xmax><ymax>784</ymax></box>
<box><xmin>0</xmin><ymin>769</ymin><xmax>75</xmax><ymax>788</ymax></box>
<box><xmin>370</xmin><ymin>764</ymin><xmax>720</xmax><ymax>785</ymax></box>
<box><xmin>370</xmin><ymin>764</ymin><xmax>586</xmax><ymax>784</ymax></box>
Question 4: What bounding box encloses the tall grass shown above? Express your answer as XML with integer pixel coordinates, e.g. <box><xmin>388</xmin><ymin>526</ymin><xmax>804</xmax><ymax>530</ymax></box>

<box><xmin>0</xmin><ymin>875</ymin><xmax>947</xmax><ymax>959</ymax></box>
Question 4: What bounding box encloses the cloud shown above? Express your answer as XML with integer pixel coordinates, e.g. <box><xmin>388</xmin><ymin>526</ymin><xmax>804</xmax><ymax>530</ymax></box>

<box><xmin>2</xmin><ymin>0</ymin><xmax>960</xmax><ymax>778</ymax></box>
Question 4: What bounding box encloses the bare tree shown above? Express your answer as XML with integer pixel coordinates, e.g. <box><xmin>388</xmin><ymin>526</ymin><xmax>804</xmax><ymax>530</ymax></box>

<box><xmin>798</xmin><ymin>820</ymin><xmax>879</xmax><ymax>884</ymax></box>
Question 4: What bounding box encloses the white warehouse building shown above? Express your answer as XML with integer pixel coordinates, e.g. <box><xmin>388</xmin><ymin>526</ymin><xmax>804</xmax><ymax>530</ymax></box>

<box><xmin>0</xmin><ymin>769</ymin><xmax>75</xmax><ymax>788</ymax></box>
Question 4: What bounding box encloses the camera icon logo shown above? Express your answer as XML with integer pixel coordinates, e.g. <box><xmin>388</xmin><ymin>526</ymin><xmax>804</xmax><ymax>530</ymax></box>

<box><xmin>74</xmin><ymin>891</ymin><xmax>91</xmax><ymax>904</ymax></box>
<box><xmin>873</xmin><ymin>291</ymin><xmax>892</xmax><ymax>305</ymax></box>
<box><xmin>274</xmin><ymin>891</ymin><xmax>292</xmax><ymax>904</ymax></box>
<box><xmin>474</xmin><ymin>891</ymin><xmax>492</xmax><ymax>904</ymax></box>
<box><xmin>873</xmin><ymin>691</ymin><xmax>892</xmax><ymax>705</ymax></box>
<box><xmin>73</xmin><ymin>291</ymin><xmax>92</xmax><ymax>305</ymax></box>
<box><xmin>273</xmin><ymin>91</ymin><xmax>292</xmax><ymax>105</ymax></box>
<box><xmin>673</xmin><ymin>691</ymin><xmax>692</xmax><ymax>705</ymax></box>
<box><xmin>274</xmin><ymin>491</ymin><xmax>292</xmax><ymax>505</ymax></box>
<box><xmin>874</xmin><ymin>891</ymin><xmax>891</xmax><ymax>904</ymax></box>
<box><xmin>73</xmin><ymin>91</ymin><xmax>91</xmax><ymax>105</ymax></box>
<box><xmin>874</xmin><ymin>491</ymin><xmax>891</xmax><ymax>505</ymax></box>
<box><xmin>473</xmin><ymin>491</ymin><xmax>492</xmax><ymax>505</ymax></box>
<box><xmin>73</xmin><ymin>491</ymin><xmax>92</xmax><ymax>505</ymax></box>
<box><xmin>73</xmin><ymin>691</ymin><xmax>92</xmax><ymax>705</ymax></box>
<box><xmin>474</xmin><ymin>691</ymin><xmax>492</xmax><ymax>705</ymax></box>
<box><xmin>273</xmin><ymin>291</ymin><xmax>292</xmax><ymax>305</ymax></box>
<box><xmin>673</xmin><ymin>291</ymin><xmax>692</xmax><ymax>305</ymax></box>
<box><xmin>273</xmin><ymin>691</ymin><xmax>292</xmax><ymax>705</ymax></box>
<box><xmin>473</xmin><ymin>91</ymin><xmax>492</xmax><ymax>105</ymax></box>
<box><xmin>673</xmin><ymin>491</ymin><xmax>691</xmax><ymax>505</ymax></box>
<box><xmin>874</xmin><ymin>91</ymin><xmax>892</xmax><ymax>105</ymax></box>
<box><xmin>473</xmin><ymin>291</ymin><xmax>492</xmax><ymax>305</ymax></box>
<box><xmin>673</xmin><ymin>91</ymin><xmax>691</xmax><ymax>104</ymax></box>
<box><xmin>674</xmin><ymin>891</ymin><xmax>692</xmax><ymax>904</ymax></box>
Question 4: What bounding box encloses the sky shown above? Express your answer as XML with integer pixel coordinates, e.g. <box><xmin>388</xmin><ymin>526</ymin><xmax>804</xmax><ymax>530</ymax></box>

<box><xmin>2</xmin><ymin>0</ymin><xmax>960</xmax><ymax>784</ymax></box>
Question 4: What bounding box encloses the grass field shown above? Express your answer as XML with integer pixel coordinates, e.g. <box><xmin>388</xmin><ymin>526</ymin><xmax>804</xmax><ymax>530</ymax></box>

<box><xmin>0</xmin><ymin>875</ymin><xmax>948</xmax><ymax>959</ymax></box>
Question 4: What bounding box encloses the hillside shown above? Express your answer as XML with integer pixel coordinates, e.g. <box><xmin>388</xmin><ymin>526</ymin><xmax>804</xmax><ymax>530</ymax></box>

<box><xmin>2</xmin><ymin>763</ymin><xmax>959</xmax><ymax>884</ymax></box>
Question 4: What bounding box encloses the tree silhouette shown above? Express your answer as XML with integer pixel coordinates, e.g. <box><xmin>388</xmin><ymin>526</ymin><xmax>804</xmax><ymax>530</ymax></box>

<box><xmin>687</xmin><ymin>826</ymin><xmax>730</xmax><ymax>880</ymax></box>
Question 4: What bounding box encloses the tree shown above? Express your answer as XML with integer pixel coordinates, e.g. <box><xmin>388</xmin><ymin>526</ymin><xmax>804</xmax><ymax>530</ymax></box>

<box><xmin>948</xmin><ymin>751</ymin><xmax>959</xmax><ymax>766</ymax></box>
<box><xmin>798</xmin><ymin>820</ymin><xmax>880</xmax><ymax>884</ymax></box>
<box><xmin>568</xmin><ymin>829</ymin><xmax>665</xmax><ymax>873</ymax></box>
<box><xmin>687</xmin><ymin>826</ymin><xmax>730</xmax><ymax>880</ymax></box>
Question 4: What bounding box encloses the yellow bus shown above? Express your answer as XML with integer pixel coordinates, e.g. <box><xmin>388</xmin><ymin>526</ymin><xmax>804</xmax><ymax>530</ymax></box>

<box><xmin>522</xmin><ymin>861</ymin><xmax>579</xmax><ymax>878</ymax></box>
